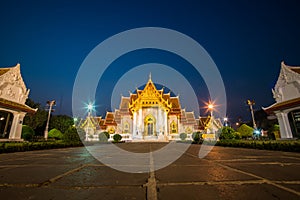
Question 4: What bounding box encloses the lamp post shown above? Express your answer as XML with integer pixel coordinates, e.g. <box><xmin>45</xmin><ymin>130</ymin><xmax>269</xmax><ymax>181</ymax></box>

<box><xmin>44</xmin><ymin>100</ymin><xmax>56</xmax><ymax>140</ymax></box>
<box><xmin>208</xmin><ymin>103</ymin><xmax>214</xmax><ymax>117</ymax></box>
<box><xmin>86</xmin><ymin>103</ymin><xmax>94</xmax><ymax>141</ymax></box>
<box><xmin>247</xmin><ymin>99</ymin><xmax>257</xmax><ymax>129</ymax></box>
<box><xmin>224</xmin><ymin>117</ymin><xmax>228</xmax><ymax>127</ymax></box>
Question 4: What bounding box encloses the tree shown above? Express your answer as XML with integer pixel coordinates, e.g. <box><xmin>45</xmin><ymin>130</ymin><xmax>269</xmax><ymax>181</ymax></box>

<box><xmin>219</xmin><ymin>126</ymin><xmax>236</xmax><ymax>140</ymax></box>
<box><xmin>21</xmin><ymin>125</ymin><xmax>35</xmax><ymax>141</ymax></box>
<box><xmin>237</xmin><ymin>124</ymin><xmax>254</xmax><ymax>139</ymax></box>
<box><xmin>23</xmin><ymin>98</ymin><xmax>47</xmax><ymax>134</ymax></box>
<box><xmin>48</xmin><ymin>128</ymin><xmax>63</xmax><ymax>140</ymax></box>
<box><xmin>63</xmin><ymin>126</ymin><xmax>81</xmax><ymax>142</ymax></box>
<box><xmin>49</xmin><ymin>115</ymin><xmax>74</xmax><ymax>133</ymax></box>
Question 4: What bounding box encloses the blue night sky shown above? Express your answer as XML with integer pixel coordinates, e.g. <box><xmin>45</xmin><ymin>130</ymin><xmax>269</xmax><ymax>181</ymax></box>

<box><xmin>0</xmin><ymin>0</ymin><xmax>300</xmax><ymax>122</ymax></box>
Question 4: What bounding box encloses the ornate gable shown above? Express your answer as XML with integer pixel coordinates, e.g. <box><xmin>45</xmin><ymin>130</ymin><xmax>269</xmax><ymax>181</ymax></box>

<box><xmin>0</xmin><ymin>64</ymin><xmax>29</xmax><ymax>104</ymax></box>
<box><xmin>129</xmin><ymin>76</ymin><xmax>172</xmax><ymax>113</ymax></box>
<box><xmin>272</xmin><ymin>62</ymin><xmax>300</xmax><ymax>103</ymax></box>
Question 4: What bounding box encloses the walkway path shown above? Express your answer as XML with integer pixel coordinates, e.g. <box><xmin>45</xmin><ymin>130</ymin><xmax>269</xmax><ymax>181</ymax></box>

<box><xmin>0</xmin><ymin>143</ymin><xmax>299</xmax><ymax>199</ymax></box>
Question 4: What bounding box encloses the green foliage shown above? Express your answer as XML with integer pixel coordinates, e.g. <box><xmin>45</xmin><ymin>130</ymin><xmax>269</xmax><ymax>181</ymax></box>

<box><xmin>62</xmin><ymin>126</ymin><xmax>81</xmax><ymax>142</ymax></box>
<box><xmin>237</xmin><ymin>124</ymin><xmax>254</xmax><ymax>139</ymax></box>
<box><xmin>48</xmin><ymin>128</ymin><xmax>63</xmax><ymax>140</ymax></box>
<box><xmin>23</xmin><ymin>98</ymin><xmax>47</xmax><ymax>134</ymax></box>
<box><xmin>192</xmin><ymin>132</ymin><xmax>202</xmax><ymax>143</ymax></box>
<box><xmin>0</xmin><ymin>141</ymin><xmax>83</xmax><ymax>154</ymax></box>
<box><xmin>179</xmin><ymin>133</ymin><xmax>187</xmax><ymax>141</ymax></box>
<box><xmin>215</xmin><ymin>140</ymin><xmax>300</xmax><ymax>152</ymax></box>
<box><xmin>99</xmin><ymin>132</ymin><xmax>110</xmax><ymax>142</ymax></box>
<box><xmin>268</xmin><ymin>124</ymin><xmax>280</xmax><ymax>140</ymax></box>
<box><xmin>49</xmin><ymin>115</ymin><xmax>74</xmax><ymax>133</ymax></box>
<box><xmin>219</xmin><ymin>126</ymin><xmax>236</xmax><ymax>140</ymax></box>
<box><xmin>113</xmin><ymin>134</ymin><xmax>122</xmax><ymax>142</ymax></box>
<box><xmin>233</xmin><ymin>131</ymin><xmax>242</xmax><ymax>139</ymax></box>
<box><xmin>21</xmin><ymin>125</ymin><xmax>35</xmax><ymax>141</ymax></box>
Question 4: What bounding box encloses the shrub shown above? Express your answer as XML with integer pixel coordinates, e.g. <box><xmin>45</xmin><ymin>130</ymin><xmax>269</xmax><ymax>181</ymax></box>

<box><xmin>233</xmin><ymin>131</ymin><xmax>242</xmax><ymax>139</ymax></box>
<box><xmin>0</xmin><ymin>141</ymin><xmax>83</xmax><ymax>154</ymax></box>
<box><xmin>21</xmin><ymin>125</ymin><xmax>35</xmax><ymax>141</ymax></box>
<box><xmin>268</xmin><ymin>124</ymin><xmax>280</xmax><ymax>140</ymax></box>
<box><xmin>237</xmin><ymin>124</ymin><xmax>254</xmax><ymax>139</ymax></box>
<box><xmin>192</xmin><ymin>132</ymin><xmax>202</xmax><ymax>143</ymax></box>
<box><xmin>99</xmin><ymin>132</ymin><xmax>110</xmax><ymax>142</ymax></box>
<box><xmin>48</xmin><ymin>128</ymin><xmax>63</xmax><ymax>140</ymax></box>
<box><xmin>179</xmin><ymin>133</ymin><xmax>187</xmax><ymax>141</ymax></box>
<box><xmin>63</xmin><ymin>126</ymin><xmax>81</xmax><ymax>143</ymax></box>
<box><xmin>219</xmin><ymin>127</ymin><xmax>236</xmax><ymax>140</ymax></box>
<box><xmin>113</xmin><ymin>134</ymin><xmax>122</xmax><ymax>142</ymax></box>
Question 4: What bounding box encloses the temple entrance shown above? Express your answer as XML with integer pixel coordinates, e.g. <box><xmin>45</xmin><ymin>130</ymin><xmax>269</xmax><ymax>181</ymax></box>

<box><xmin>144</xmin><ymin>114</ymin><xmax>156</xmax><ymax>136</ymax></box>
<box><xmin>0</xmin><ymin>110</ymin><xmax>13</xmax><ymax>139</ymax></box>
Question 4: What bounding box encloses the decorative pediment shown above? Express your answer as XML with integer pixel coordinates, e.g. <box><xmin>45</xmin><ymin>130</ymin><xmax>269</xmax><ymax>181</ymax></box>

<box><xmin>0</xmin><ymin>64</ymin><xmax>29</xmax><ymax>104</ymax></box>
<box><xmin>129</xmin><ymin>76</ymin><xmax>172</xmax><ymax>113</ymax></box>
<box><xmin>273</xmin><ymin>62</ymin><xmax>300</xmax><ymax>103</ymax></box>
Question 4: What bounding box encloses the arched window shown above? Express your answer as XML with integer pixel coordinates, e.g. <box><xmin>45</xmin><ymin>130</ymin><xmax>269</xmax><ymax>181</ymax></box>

<box><xmin>144</xmin><ymin>114</ymin><xmax>156</xmax><ymax>136</ymax></box>
<box><xmin>123</xmin><ymin>122</ymin><xmax>130</xmax><ymax>133</ymax></box>
<box><xmin>170</xmin><ymin>120</ymin><xmax>177</xmax><ymax>133</ymax></box>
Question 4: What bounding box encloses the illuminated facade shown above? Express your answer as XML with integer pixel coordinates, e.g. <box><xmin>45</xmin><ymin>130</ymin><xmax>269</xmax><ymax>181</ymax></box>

<box><xmin>0</xmin><ymin>64</ymin><xmax>36</xmax><ymax>141</ymax></box>
<box><xmin>264</xmin><ymin>62</ymin><xmax>300</xmax><ymax>138</ymax></box>
<box><xmin>80</xmin><ymin>76</ymin><xmax>222</xmax><ymax>141</ymax></box>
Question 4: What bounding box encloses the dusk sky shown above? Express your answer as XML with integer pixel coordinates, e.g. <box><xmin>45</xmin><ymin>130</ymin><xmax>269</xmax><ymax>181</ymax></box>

<box><xmin>1</xmin><ymin>0</ymin><xmax>300</xmax><ymax>122</ymax></box>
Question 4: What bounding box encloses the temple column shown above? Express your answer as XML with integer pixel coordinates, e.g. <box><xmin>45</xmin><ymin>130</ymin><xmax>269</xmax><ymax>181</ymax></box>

<box><xmin>275</xmin><ymin>111</ymin><xmax>293</xmax><ymax>138</ymax></box>
<box><xmin>133</xmin><ymin>111</ymin><xmax>137</xmax><ymax>137</ymax></box>
<box><xmin>158</xmin><ymin>109</ymin><xmax>162</xmax><ymax>135</ymax></box>
<box><xmin>138</xmin><ymin>109</ymin><xmax>142</xmax><ymax>136</ymax></box>
<box><xmin>9</xmin><ymin>111</ymin><xmax>25</xmax><ymax>140</ymax></box>
<box><xmin>164</xmin><ymin>111</ymin><xmax>168</xmax><ymax>138</ymax></box>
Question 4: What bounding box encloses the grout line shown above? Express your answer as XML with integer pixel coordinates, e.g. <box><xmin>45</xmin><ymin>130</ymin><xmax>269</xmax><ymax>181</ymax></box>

<box><xmin>40</xmin><ymin>164</ymin><xmax>89</xmax><ymax>186</ymax></box>
<box><xmin>146</xmin><ymin>146</ymin><xmax>157</xmax><ymax>200</ymax></box>
<box><xmin>177</xmin><ymin>148</ymin><xmax>300</xmax><ymax>197</ymax></box>
<box><xmin>157</xmin><ymin>179</ymin><xmax>266</xmax><ymax>186</ymax></box>
<box><xmin>216</xmin><ymin>162</ymin><xmax>300</xmax><ymax>197</ymax></box>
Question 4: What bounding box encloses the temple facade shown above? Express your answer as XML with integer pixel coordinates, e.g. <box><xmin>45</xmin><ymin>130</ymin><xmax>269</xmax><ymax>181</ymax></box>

<box><xmin>80</xmin><ymin>76</ymin><xmax>222</xmax><ymax>141</ymax></box>
<box><xmin>0</xmin><ymin>64</ymin><xmax>36</xmax><ymax>141</ymax></box>
<box><xmin>264</xmin><ymin>62</ymin><xmax>300</xmax><ymax>139</ymax></box>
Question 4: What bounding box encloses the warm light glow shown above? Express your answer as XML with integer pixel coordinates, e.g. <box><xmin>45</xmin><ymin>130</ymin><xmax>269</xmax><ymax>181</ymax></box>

<box><xmin>208</xmin><ymin>104</ymin><xmax>214</xmax><ymax>109</ymax></box>
<box><xmin>224</xmin><ymin>117</ymin><xmax>228</xmax><ymax>121</ymax></box>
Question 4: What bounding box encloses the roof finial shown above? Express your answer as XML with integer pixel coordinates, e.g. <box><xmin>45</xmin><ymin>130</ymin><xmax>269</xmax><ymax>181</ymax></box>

<box><xmin>149</xmin><ymin>72</ymin><xmax>152</xmax><ymax>81</ymax></box>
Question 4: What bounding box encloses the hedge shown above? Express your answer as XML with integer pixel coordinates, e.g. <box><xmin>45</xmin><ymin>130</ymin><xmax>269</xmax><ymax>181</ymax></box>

<box><xmin>0</xmin><ymin>141</ymin><xmax>83</xmax><ymax>154</ymax></box>
<box><xmin>215</xmin><ymin>139</ymin><xmax>300</xmax><ymax>152</ymax></box>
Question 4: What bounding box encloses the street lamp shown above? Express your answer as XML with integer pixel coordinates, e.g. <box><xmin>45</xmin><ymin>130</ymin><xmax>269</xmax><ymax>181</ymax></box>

<box><xmin>86</xmin><ymin>102</ymin><xmax>94</xmax><ymax>141</ymax></box>
<box><xmin>44</xmin><ymin>100</ymin><xmax>56</xmax><ymax>140</ymax></box>
<box><xmin>247</xmin><ymin>99</ymin><xmax>257</xmax><ymax>129</ymax></box>
<box><xmin>208</xmin><ymin>103</ymin><xmax>214</xmax><ymax>117</ymax></box>
<box><xmin>224</xmin><ymin>117</ymin><xmax>228</xmax><ymax>126</ymax></box>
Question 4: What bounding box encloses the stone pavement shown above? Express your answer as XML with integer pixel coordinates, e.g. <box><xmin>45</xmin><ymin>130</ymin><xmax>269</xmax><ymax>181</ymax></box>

<box><xmin>0</xmin><ymin>143</ymin><xmax>299</xmax><ymax>200</ymax></box>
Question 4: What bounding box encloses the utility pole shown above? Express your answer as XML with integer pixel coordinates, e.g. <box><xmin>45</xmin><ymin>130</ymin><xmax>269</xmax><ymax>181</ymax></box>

<box><xmin>44</xmin><ymin>100</ymin><xmax>56</xmax><ymax>140</ymax></box>
<box><xmin>247</xmin><ymin>100</ymin><xmax>257</xmax><ymax>129</ymax></box>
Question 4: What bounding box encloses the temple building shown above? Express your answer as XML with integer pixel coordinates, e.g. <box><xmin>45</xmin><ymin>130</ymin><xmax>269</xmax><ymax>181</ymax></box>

<box><xmin>0</xmin><ymin>64</ymin><xmax>36</xmax><ymax>141</ymax></box>
<box><xmin>80</xmin><ymin>76</ymin><xmax>222</xmax><ymax>141</ymax></box>
<box><xmin>264</xmin><ymin>62</ymin><xmax>300</xmax><ymax>139</ymax></box>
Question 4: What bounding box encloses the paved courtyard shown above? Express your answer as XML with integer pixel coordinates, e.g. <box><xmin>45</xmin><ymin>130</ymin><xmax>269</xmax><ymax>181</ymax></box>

<box><xmin>0</xmin><ymin>143</ymin><xmax>299</xmax><ymax>200</ymax></box>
